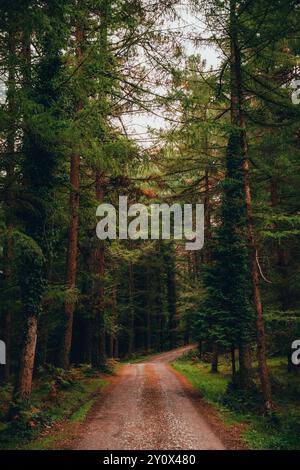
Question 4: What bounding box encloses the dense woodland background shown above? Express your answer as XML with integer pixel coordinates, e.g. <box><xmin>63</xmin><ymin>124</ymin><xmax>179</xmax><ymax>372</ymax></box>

<box><xmin>1</xmin><ymin>0</ymin><xmax>300</xmax><ymax>448</ymax></box>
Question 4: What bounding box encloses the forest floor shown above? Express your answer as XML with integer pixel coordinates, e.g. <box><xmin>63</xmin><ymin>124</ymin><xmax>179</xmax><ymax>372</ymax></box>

<box><xmin>0</xmin><ymin>366</ymin><xmax>113</xmax><ymax>450</ymax></box>
<box><xmin>173</xmin><ymin>353</ymin><xmax>300</xmax><ymax>450</ymax></box>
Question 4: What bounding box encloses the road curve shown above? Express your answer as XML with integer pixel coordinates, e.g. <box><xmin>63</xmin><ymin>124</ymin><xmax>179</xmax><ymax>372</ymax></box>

<box><xmin>75</xmin><ymin>345</ymin><xmax>225</xmax><ymax>450</ymax></box>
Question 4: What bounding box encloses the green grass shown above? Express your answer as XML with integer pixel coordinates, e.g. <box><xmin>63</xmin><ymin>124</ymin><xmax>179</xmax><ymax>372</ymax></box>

<box><xmin>70</xmin><ymin>398</ymin><xmax>95</xmax><ymax>423</ymax></box>
<box><xmin>21</xmin><ymin>397</ymin><xmax>99</xmax><ymax>450</ymax></box>
<box><xmin>172</xmin><ymin>354</ymin><xmax>300</xmax><ymax>450</ymax></box>
<box><xmin>21</xmin><ymin>434</ymin><xmax>61</xmax><ymax>450</ymax></box>
<box><xmin>0</xmin><ymin>368</ymin><xmax>110</xmax><ymax>450</ymax></box>
<box><xmin>34</xmin><ymin>377</ymin><xmax>107</xmax><ymax>420</ymax></box>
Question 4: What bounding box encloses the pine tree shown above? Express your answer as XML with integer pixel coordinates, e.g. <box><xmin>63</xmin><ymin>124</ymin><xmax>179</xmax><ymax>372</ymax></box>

<box><xmin>202</xmin><ymin>131</ymin><xmax>254</xmax><ymax>384</ymax></box>
<box><xmin>17</xmin><ymin>0</ymin><xmax>69</xmax><ymax>397</ymax></box>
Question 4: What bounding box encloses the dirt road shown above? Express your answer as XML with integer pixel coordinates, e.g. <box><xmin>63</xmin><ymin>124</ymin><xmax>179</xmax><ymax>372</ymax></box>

<box><xmin>75</xmin><ymin>346</ymin><xmax>225</xmax><ymax>450</ymax></box>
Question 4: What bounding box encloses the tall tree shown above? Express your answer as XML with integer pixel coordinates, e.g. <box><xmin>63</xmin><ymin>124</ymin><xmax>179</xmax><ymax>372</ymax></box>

<box><xmin>17</xmin><ymin>0</ymin><xmax>69</xmax><ymax>397</ymax></box>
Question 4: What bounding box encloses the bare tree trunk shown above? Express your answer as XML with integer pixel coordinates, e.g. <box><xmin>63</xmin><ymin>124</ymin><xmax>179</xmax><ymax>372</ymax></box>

<box><xmin>243</xmin><ymin>155</ymin><xmax>273</xmax><ymax>411</ymax></box>
<box><xmin>62</xmin><ymin>25</ymin><xmax>84</xmax><ymax>369</ymax></box>
<box><xmin>18</xmin><ymin>317</ymin><xmax>38</xmax><ymax>399</ymax></box>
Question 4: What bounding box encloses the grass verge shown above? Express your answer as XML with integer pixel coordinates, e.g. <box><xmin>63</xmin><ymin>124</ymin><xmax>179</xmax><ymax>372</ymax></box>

<box><xmin>0</xmin><ymin>365</ymin><xmax>112</xmax><ymax>450</ymax></box>
<box><xmin>172</xmin><ymin>354</ymin><xmax>300</xmax><ymax>450</ymax></box>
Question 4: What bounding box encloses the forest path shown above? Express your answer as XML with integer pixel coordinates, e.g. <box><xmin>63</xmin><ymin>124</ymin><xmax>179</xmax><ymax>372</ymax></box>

<box><xmin>74</xmin><ymin>345</ymin><xmax>225</xmax><ymax>450</ymax></box>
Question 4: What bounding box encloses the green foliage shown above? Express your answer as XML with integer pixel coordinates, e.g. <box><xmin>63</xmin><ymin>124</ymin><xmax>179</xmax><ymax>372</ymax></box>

<box><xmin>198</xmin><ymin>133</ymin><xmax>254</xmax><ymax>350</ymax></box>
<box><xmin>224</xmin><ymin>378</ymin><xmax>262</xmax><ymax>413</ymax></box>
<box><xmin>0</xmin><ymin>367</ymin><xmax>109</xmax><ymax>449</ymax></box>
<box><xmin>173</xmin><ymin>356</ymin><xmax>300</xmax><ymax>450</ymax></box>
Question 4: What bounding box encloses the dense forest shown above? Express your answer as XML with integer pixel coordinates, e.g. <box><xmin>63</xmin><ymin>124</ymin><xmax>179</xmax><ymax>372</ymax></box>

<box><xmin>1</xmin><ymin>0</ymin><xmax>300</xmax><ymax>451</ymax></box>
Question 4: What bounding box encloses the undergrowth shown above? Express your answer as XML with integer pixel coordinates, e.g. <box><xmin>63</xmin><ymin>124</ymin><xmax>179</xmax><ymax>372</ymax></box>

<box><xmin>0</xmin><ymin>364</ymin><xmax>111</xmax><ymax>449</ymax></box>
<box><xmin>172</xmin><ymin>353</ymin><xmax>300</xmax><ymax>450</ymax></box>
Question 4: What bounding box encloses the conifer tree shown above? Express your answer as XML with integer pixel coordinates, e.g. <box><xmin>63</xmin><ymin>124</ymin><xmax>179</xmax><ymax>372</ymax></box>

<box><xmin>17</xmin><ymin>0</ymin><xmax>69</xmax><ymax>397</ymax></box>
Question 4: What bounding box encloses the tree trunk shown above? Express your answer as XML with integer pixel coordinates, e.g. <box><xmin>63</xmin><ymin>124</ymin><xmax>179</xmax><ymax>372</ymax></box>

<box><xmin>3</xmin><ymin>25</ymin><xmax>17</xmax><ymax>382</ymax></box>
<box><xmin>110</xmin><ymin>282</ymin><xmax>118</xmax><ymax>358</ymax></box>
<box><xmin>203</xmin><ymin>164</ymin><xmax>211</xmax><ymax>264</ymax></box>
<box><xmin>16</xmin><ymin>25</ymin><xmax>39</xmax><ymax>399</ymax></box>
<box><xmin>3</xmin><ymin>225</ymin><xmax>13</xmax><ymax>382</ymax></box>
<box><xmin>230</xmin><ymin>0</ymin><xmax>273</xmax><ymax>413</ymax></box>
<box><xmin>61</xmin><ymin>24</ymin><xmax>84</xmax><ymax>369</ymax></box>
<box><xmin>239</xmin><ymin>342</ymin><xmax>252</xmax><ymax>387</ymax></box>
<box><xmin>91</xmin><ymin>172</ymin><xmax>106</xmax><ymax>368</ymax></box>
<box><xmin>18</xmin><ymin>317</ymin><xmax>38</xmax><ymax>399</ymax></box>
<box><xmin>91</xmin><ymin>241</ymin><xmax>106</xmax><ymax>367</ymax></box>
<box><xmin>166</xmin><ymin>251</ymin><xmax>176</xmax><ymax>350</ymax></box>
<box><xmin>128</xmin><ymin>262</ymin><xmax>135</xmax><ymax>356</ymax></box>
<box><xmin>90</xmin><ymin>1</ymin><xmax>111</xmax><ymax>367</ymax></box>
<box><xmin>145</xmin><ymin>268</ymin><xmax>152</xmax><ymax>352</ymax></box>
<box><xmin>243</xmin><ymin>155</ymin><xmax>273</xmax><ymax>411</ymax></box>
<box><xmin>271</xmin><ymin>178</ymin><xmax>293</xmax><ymax>372</ymax></box>
<box><xmin>62</xmin><ymin>150</ymin><xmax>80</xmax><ymax>368</ymax></box>
<box><xmin>114</xmin><ymin>337</ymin><xmax>119</xmax><ymax>359</ymax></box>
<box><xmin>211</xmin><ymin>344</ymin><xmax>219</xmax><ymax>374</ymax></box>
<box><xmin>40</xmin><ymin>253</ymin><xmax>55</xmax><ymax>367</ymax></box>
<box><xmin>40</xmin><ymin>319</ymin><xmax>49</xmax><ymax>368</ymax></box>
<box><xmin>271</xmin><ymin>183</ymin><xmax>287</xmax><ymax>301</ymax></box>
<box><xmin>109</xmin><ymin>336</ymin><xmax>114</xmax><ymax>358</ymax></box>
<box><xmin>199</xmin><ymin>341</ymin><xmax>203</xmax><ymax>360</ymax></box>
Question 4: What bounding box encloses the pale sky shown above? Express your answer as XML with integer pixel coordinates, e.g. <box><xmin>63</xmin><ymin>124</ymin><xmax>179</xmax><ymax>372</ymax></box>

<box><xmin>122</xmin><ymin>3</ymin><xmax>220</xmax><ymax>147</ymax></box>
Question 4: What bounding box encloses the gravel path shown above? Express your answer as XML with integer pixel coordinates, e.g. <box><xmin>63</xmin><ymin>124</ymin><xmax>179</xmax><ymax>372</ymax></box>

<box><xmin>75</xmin><ymin>346</ymin><xmax>225</xmax><ymax>450</ymax></box>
